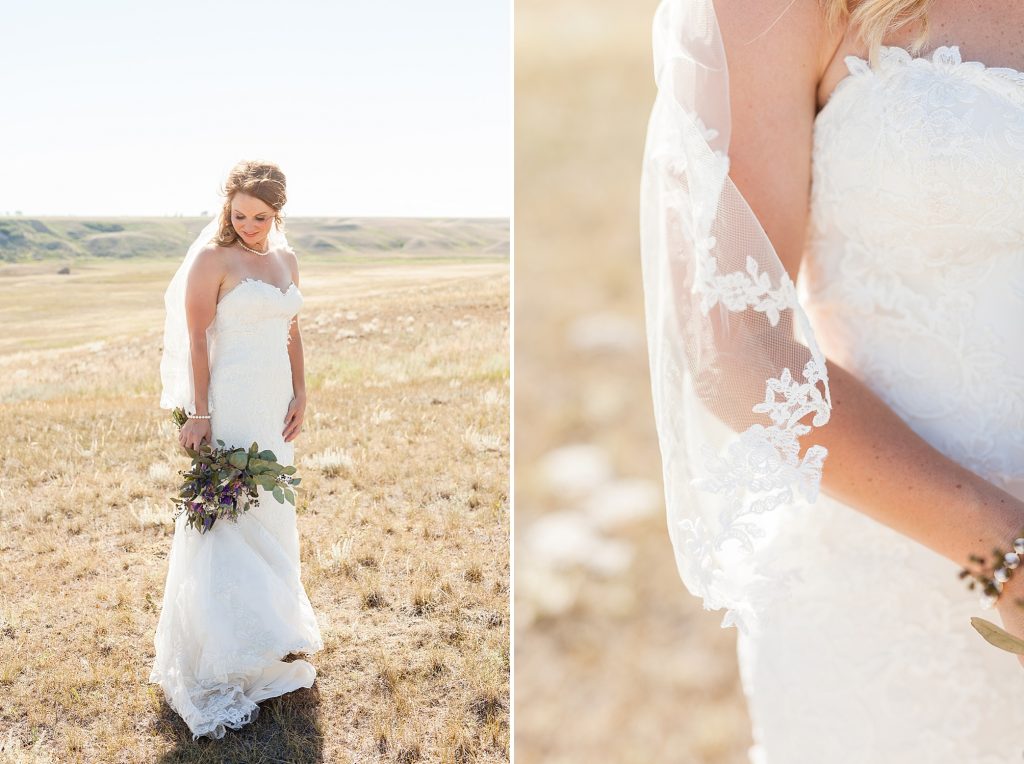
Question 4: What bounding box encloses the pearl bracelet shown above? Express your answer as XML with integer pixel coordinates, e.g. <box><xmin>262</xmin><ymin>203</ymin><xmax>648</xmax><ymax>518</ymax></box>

<box><xmin>188</xmin><ymin>413</ymin><xmax>212</xmax><ymax>420</ymax></box>
<box><xmin>962</xmin><ymin>536</ymin><xmax>1024</xmax><ymax>609</ymax></box>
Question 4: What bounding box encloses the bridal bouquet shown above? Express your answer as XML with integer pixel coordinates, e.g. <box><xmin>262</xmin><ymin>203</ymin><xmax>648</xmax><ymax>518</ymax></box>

<box><xmin>169</xmin><ymin>406</ymin><xmax>301</xmax><ymax>534</ymax></box>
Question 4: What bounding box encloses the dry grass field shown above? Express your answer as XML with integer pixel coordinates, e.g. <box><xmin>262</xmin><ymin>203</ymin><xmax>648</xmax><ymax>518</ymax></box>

<box><xmin>514</xmin><ymin>1</ymin><xmax>752</xmax><ymax>762</ymax></box>
<box><xmin>0</xmin><ymin>242</ymin><xmax>509</xmax><ymax>762</ymax></box>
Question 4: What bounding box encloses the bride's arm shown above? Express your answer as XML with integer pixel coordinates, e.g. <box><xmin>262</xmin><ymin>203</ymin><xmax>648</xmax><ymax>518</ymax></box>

<box><xmin>177</xmin><ymin>248</ymin><xmax>221</xmax><ymax>450</ymax></box>
<box><xmin>283</xmin><ymin>250</ymin><xmax>305</xmax><ymax>442</ymax></box>
<box><xmin>716</xmin><ymin>0</ymin><xmax>1024</xmax><ymax>596</ymax></box>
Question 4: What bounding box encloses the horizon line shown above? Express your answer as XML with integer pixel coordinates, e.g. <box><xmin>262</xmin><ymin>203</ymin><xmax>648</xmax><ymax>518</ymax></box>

<box><xmin>0</xmin><ymin>213</ymin><xmax>510</xmax><ymax>221</ymax></box>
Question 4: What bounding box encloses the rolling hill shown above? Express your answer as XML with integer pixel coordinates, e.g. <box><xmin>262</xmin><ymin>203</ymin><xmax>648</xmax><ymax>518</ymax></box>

<box><xmin>0</xmin><ymin>216</ymin><xmax>509</xmax><ymax>264</ymax></box>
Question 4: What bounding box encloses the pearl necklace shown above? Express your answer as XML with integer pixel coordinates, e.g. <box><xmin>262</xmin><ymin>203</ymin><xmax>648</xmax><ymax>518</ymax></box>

<box><xmin>237</xmin><ymin>239</ymin><xmax>270</xmax><ymax>256</ymax></box>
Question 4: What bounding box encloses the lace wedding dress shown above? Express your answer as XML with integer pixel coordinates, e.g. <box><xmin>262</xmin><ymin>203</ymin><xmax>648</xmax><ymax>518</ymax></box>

<box><xmin>732</xmin><ymin>45</ymin><xmax>1024</xmax><ymax>762</ymax></box>
<box><xmin>150</xmin><ymin>276</ymin><xmax>323</xmax><ymax>740</ymax></box>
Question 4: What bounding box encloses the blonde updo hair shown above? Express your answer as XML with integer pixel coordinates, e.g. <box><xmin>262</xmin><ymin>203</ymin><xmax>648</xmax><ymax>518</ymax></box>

<box><xmin>214</xmin><ymin>160</ymin><xmax>288</xmax><ymax>248</ymax></box>
<box><xmin>823</xmin><ymin>0</ymin><xmax>933</xmax><ymax>67</ymax></box>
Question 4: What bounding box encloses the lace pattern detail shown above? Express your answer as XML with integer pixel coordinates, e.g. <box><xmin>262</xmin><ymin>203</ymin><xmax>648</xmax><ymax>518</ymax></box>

<box><xmin>180</xmin><ymin>681</ymin><xmax>259</xmax><ymax>741</ymax></box>
<box><xmin>695</xmin><ymin>255</ymin><xmax>799</xmax><ymax>326</ymax></box>
<box><xmin>808</xmin><ymin>40</ymin><xmax>1024</xmax><ymax>479</ymax></box>
<box><xmin>696</xmin><ymin>363</ymin><xmax>830</xmax><ymax>546</ymax></box>
<box><xmin>643</xmin><ymin>74</ymin><xmax>835</xmax><ymax>635</ymax></box>
<box><xmin>677</xmin><ymin>138</ymin><xmax>833</xmax><ymax>631</ymax></box>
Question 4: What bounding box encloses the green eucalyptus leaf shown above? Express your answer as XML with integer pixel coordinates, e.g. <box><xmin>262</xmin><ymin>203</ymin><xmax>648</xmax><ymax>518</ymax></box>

<box><xmin>250</xmin><ymin>442</ymin><xmax>259</xmax><ymax>454</ymax></box>
<box><xmin>272</xmin><ymin>486</ymin><xmax>285</xmax><ymax>504</ymax></box>
<box><xmin>970</xmin><ymin>617</ymin><xmax>1024</xmax><ymax>655</ymax></box>
<box><xmin>290</xmin><ymin>477</ymin><xmax>301</xmax><ymax>486</ymax></box>
<box><xmin>259</xmin><ymin>450</ymin><xmax>276</xmax><ymax>461</ymax></box>
<box><xmin>282</xmin><ymin>465</ymin><xmax>297</xmax><ymax>475</ymax></box>
<box><xmin>228</xmin><ymin>452</ymin><xmax>249</xmax><ymax>470</ymax></box>
<box><xmin>285</xmin><ymin>490</ymin><xmax>295</xmax><ymax>506</ymax></box>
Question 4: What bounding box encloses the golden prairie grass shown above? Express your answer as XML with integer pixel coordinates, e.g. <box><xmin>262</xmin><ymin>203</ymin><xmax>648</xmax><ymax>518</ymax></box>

<box><xmin>0</xmin><ymin>253</ymin><xmax>509</xmax><ymax>763</ymax></box>
<box><xmin>514</xmin><ymin>1</ymin><xmax>751</xmax><ymax>762</ymax></box>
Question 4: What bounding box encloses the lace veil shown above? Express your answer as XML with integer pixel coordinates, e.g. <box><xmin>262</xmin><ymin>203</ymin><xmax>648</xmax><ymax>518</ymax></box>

<box><xmin>159</xmin><ymin>212</ymin><xmax>293</xmax><ymax>413</ymax></box>
<box><xmin>639</xmin><ymin>0</ymin><xmax>833</xmax><ymax>634</ymax></box>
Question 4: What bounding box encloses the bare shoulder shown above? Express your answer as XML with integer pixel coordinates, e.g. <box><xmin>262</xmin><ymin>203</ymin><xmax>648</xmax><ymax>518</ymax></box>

<box><xmin>278</xmin><ymin>245</ymin><xmax>298</xmax><ymax>267</ymax></box>
<box><xmin>713</xmin><ymin>0</ymin><xmax>837</xmax><ymax>78</ymax></box>
<box><xmin>278</xmin><ymin>245</ymin><xmax>300</xmax><ymax>283</ymax></box>
<box><xmin>188</xmin><ymin>243</ymin><xmax>229</xmax><ymax>282</ymax></box>
<box><xmin>194</xmin><ymin>242</ymin><xmax>231</xmax><ymax>260</ymax></box>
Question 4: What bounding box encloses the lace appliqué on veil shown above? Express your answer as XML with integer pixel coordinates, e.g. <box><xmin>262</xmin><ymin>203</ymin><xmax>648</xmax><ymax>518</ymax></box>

<box><xmin>659</xmin><ymin>117</ymin><xmax>833</xmax><ymax>635</ymax></box>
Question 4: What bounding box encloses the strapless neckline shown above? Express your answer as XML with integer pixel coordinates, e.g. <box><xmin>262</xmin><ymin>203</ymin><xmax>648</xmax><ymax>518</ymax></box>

<box><xmin>817</xmin><ymin>43</ymin><xmax>1024</xmax><ymax>126</ymax></box>
<box><xmin>217</xmin><ymin>277</ymin><xmax>299</xmax><ymax>307</ymax></box>
<box><xmin>859</xmin><ymin>43</ymin><xmax>1024</xmax><ymax>81</ymax></box>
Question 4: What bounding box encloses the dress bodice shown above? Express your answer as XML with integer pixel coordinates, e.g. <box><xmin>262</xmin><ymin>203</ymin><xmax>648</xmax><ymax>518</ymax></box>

<box><xmin>205</xmin><ymin>277</ymin><xmax>303</xmax><ymax>460</ymax></box>
<box><xmin>208</xmin><ymin>277</ymin><xmax>302</xmax><ymax>365</ymax></box>
<box><xmin>801</xmin><ymin>44</ymin><xmax>1024</xmax><ymax>488</ymax></box>
<box><xmin>212</xmin><ymin>276</ymin><xmax>302</xmax><ymax>331</ymax></box>
<box><xmin>810</xmin><ymin>45</ymin><xmax>1024</xmax><ymax>251</ymax></box>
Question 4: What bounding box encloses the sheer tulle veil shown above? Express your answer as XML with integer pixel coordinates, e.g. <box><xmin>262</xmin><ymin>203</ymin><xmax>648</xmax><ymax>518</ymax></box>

<box><xmin>159</xmin><ymin>212</ymin><xmax>293</xmax><ymax>414</ymax></box>
<box><xmin>638</xmin><ymin>0</ymin><xmax>833</xmax><ymax>635</ymax></box>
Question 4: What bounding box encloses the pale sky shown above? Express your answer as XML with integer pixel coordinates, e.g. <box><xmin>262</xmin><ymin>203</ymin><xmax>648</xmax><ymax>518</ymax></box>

<box><xmin>1</xmin><ymin>1</ymin><xmax>510</xmax><ymax>217</ymax></box>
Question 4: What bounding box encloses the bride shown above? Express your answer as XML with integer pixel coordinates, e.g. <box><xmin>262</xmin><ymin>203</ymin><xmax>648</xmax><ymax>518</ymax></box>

<box><xmin>152</xmin><ymin>160</ymin><xmax>323</xmax><ymax>739</ymax></box>
<box><xmin>640</xmin><ymin>0</ymin><xmax>1024</xmax><ymax>760</ymax></box>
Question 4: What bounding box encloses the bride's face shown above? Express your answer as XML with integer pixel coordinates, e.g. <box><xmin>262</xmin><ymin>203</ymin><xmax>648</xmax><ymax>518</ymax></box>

<box><xmin>230</xmin><ymin>193</ymin><xmax>276</xmax><ymax>246</ymax></box>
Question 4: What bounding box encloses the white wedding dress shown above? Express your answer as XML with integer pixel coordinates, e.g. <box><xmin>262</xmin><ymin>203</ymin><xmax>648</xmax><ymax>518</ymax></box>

<box><xmin>150</xmin><ymin>276</ymin><xmax>323</xmax><ymax>740</ymax></box>
<box><xmin>731</xmin><ymin>45</ymin><xmax>1024</xmax><ymax>762</ymax></box>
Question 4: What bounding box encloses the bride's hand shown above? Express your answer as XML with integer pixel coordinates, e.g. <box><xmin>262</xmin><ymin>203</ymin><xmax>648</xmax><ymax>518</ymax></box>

<box><xmin>283</xmin><ymin>394</ymin><xmax>305</xmax><ymax>442</ymax></box>
<box><xmin>179</xmin><ymin>417</ymin><xmax>211</xmax><ymax>453</ymax></box>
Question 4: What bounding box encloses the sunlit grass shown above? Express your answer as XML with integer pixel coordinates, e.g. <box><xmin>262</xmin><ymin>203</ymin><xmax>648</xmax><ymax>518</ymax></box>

<box><xmin>0</xmin><ymin>254</ymin><xmax>509</xmax><ymax>763</ymax></box>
